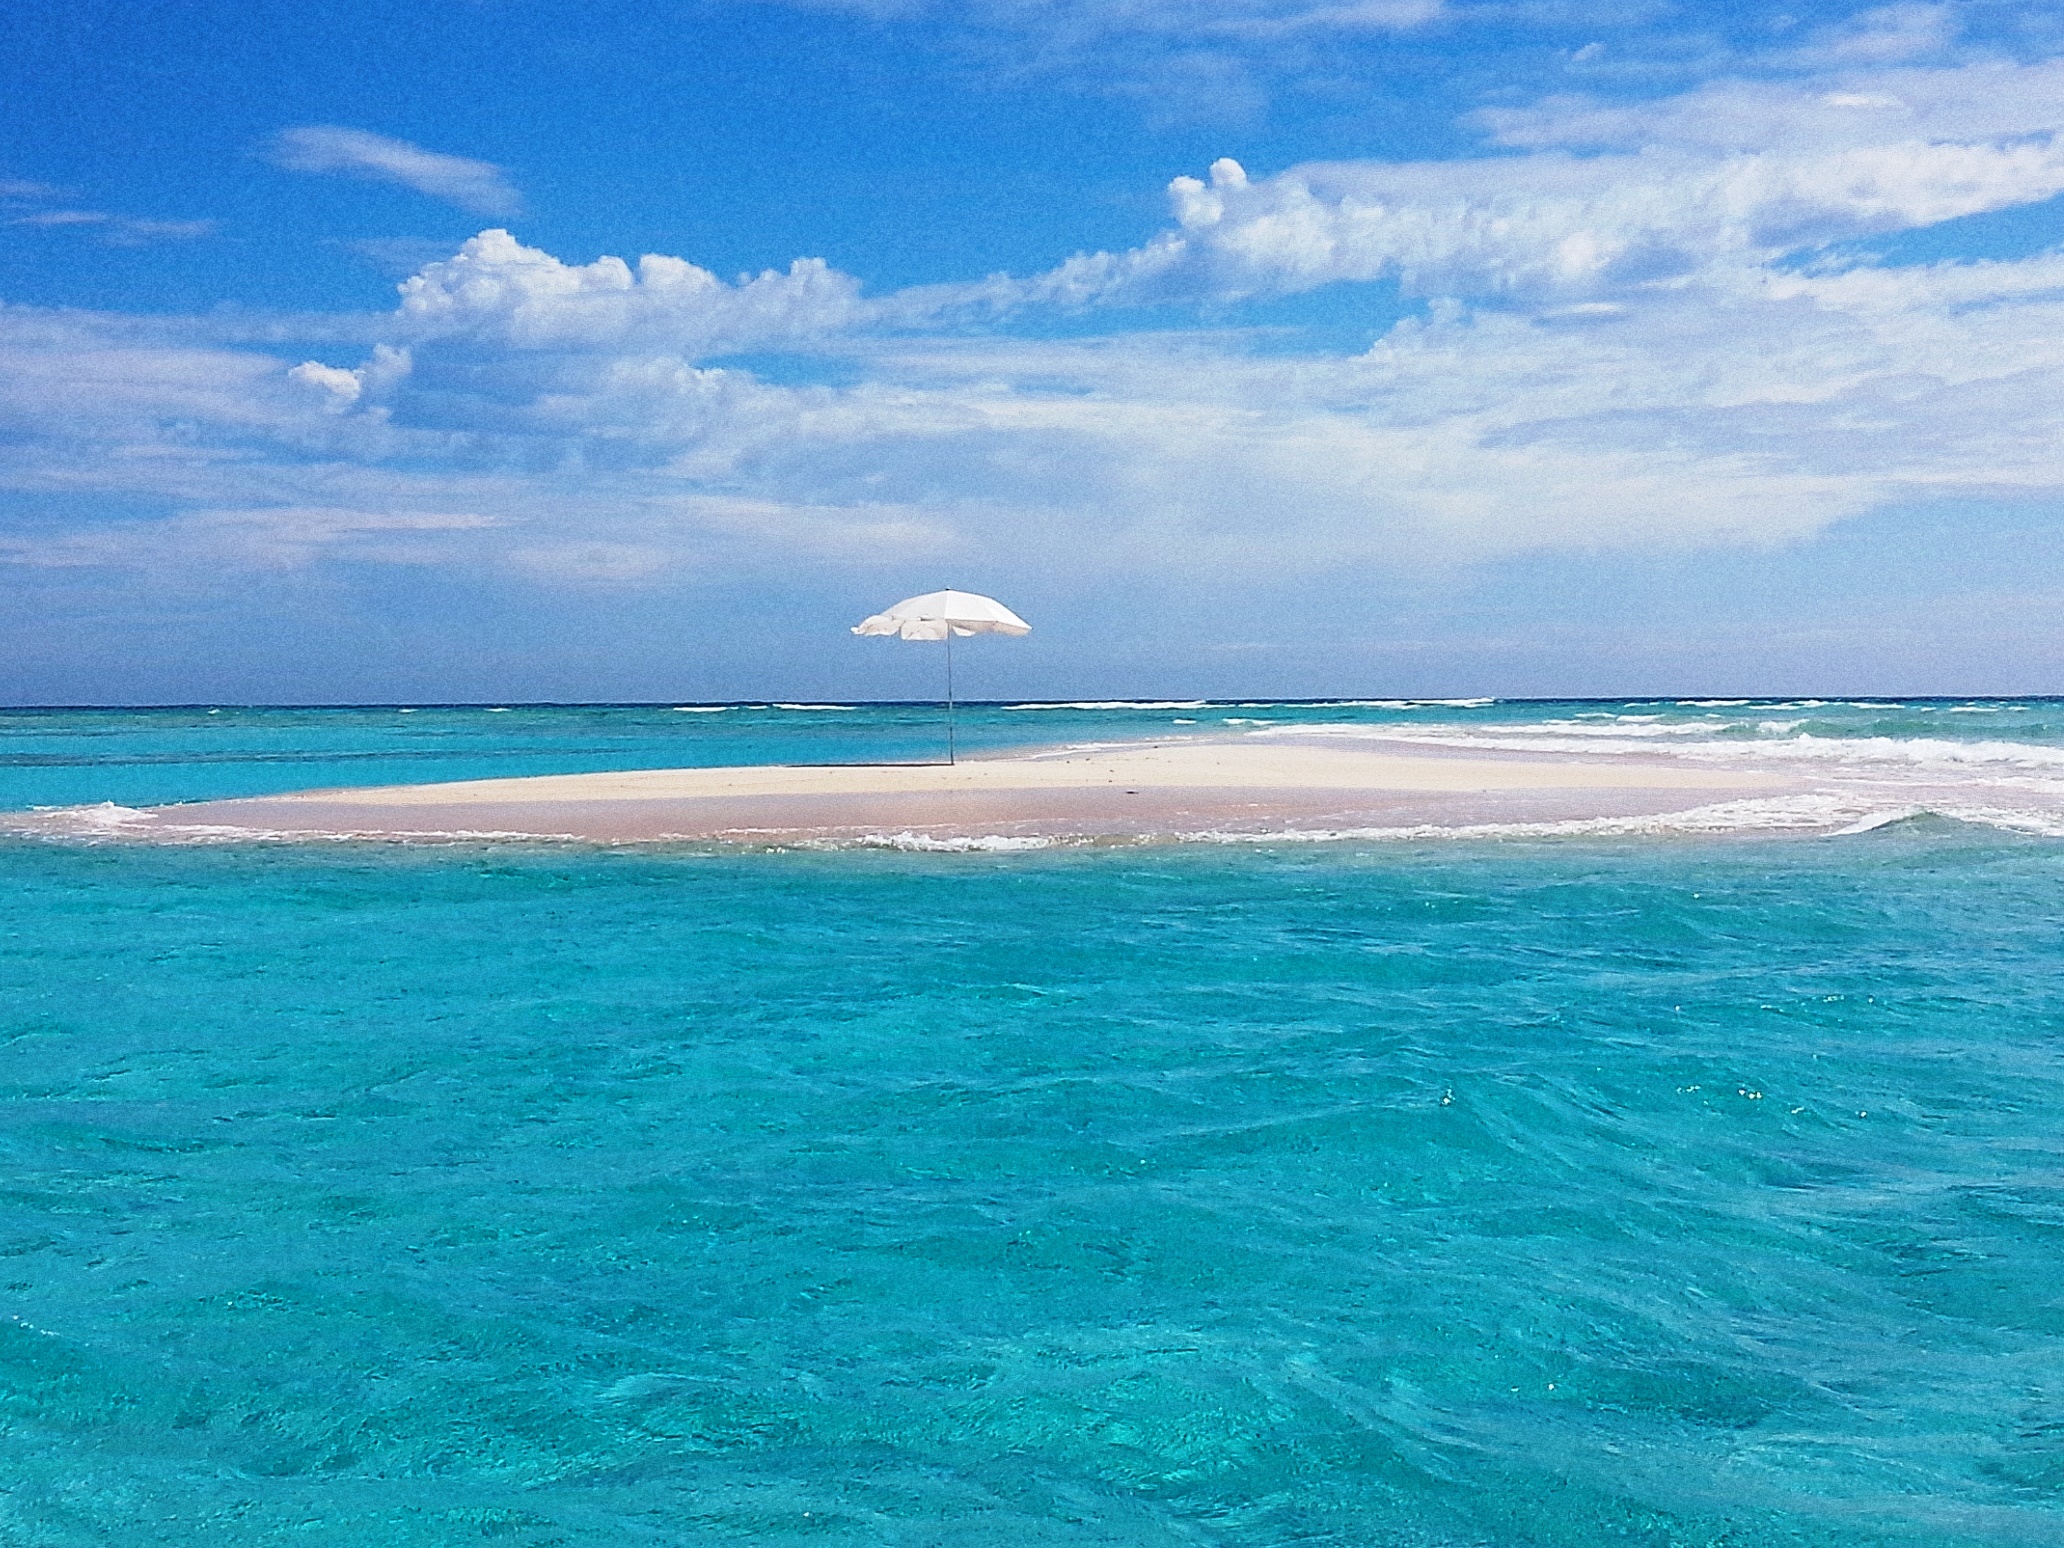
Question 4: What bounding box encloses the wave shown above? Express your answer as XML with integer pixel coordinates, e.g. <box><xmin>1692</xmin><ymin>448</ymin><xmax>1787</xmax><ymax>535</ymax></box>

<box><xmin>800</xmin><ymin>831</ymin><xmax>1061</xmax><ymax>852</ymax></box>
<box><xmin>1176</xmin><ymin>794</ymin><xmax>1912</xmax><ymax>845</ymax></box>
<box><xmin>15</xmin><ymin>795</ymin><xmax>2064</xmax><ymax>853</ymax></box>
<box><xmin>0</xmin><ymin>803</ymin><xmax>585</xmax><ymax>847</ymax></box>
<box><xmin>8</xmin><ymin>801</ymin><xmax>154</xmax><ymax>837</ymax></box>
<box><xmin>758</xmin><ymin>795</ymin><xmax>2064</xmax><ymax>851</ymax></box>
<box><xmin>1006</xmin><ymin>701</ymin><xmax>1211</xmax><ymax>711</ymax></box>
<box><xmin>1001</xmin><ymin>698</ymin><xmax>1500</xmax><ymax>712</ymax></box>
<box><xmin>1255</xmin><ymin>723</ymin><xmax>2064</xmax><ymax>770</ymax></box>
<box><xmin>1189</xmin><ymin>804</ymin><xmax>2064</xmax><ymax>844</ymax></box>
<box><xmin>1332</xmin><ymin>698</ymin><xmax>1499</xmax><ymax>709</ymax></box>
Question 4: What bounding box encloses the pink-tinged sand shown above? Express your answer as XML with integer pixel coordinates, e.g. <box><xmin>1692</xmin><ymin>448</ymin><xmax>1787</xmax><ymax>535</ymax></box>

<box><xmin>115</xmin><ymin>740</ymin><xmax>1801</xmax><ymax>845</ymax></box>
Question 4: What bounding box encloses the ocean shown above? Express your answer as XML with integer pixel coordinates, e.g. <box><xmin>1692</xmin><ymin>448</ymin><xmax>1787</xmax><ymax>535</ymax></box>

<box><xmin>4</xmin><ymin>700</ymin><xmax>2063</xmax><ymax>1545</ymax></box>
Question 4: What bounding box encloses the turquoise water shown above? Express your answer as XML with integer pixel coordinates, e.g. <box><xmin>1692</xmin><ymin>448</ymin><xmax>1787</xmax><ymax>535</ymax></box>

<box><xmin>5</xmin><ymin>705</ymin><xmax>2064</xmax><ymax>1544</ymax></box>
<box><xmin>12</xmin><ymin>695</ymin><xmax>2064</xmax><ymax>813</ymax></box>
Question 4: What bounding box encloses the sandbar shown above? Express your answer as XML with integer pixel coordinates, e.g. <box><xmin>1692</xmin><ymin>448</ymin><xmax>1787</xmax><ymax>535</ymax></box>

<box><xmin>108</xmin><ymin>739</ymin><xmax>1801</xmax><ymax>845</ymax></box>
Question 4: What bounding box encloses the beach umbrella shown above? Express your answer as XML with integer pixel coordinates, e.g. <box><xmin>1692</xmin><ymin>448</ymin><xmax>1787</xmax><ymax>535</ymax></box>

<box><xmin>852</xmin><ymin>589</ymin><xmax>1031</xmax><ymax>764</ymax></box>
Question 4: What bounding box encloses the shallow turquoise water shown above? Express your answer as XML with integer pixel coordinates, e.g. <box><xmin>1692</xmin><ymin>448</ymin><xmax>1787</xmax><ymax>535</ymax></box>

<box><xmin>9</xmin><ymin>696</ymin><xmax>2064</xmax><ymax>812</ymax></box>
<box><xmin>5</xmin><ymin>816</ymin><xmax>2064</xmax><ymax>1545</ymax></box>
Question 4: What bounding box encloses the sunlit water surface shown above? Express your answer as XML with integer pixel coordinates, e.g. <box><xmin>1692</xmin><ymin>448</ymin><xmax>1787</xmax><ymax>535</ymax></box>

<box><xmin>3</xmin><ymin>704</ymin><xmax>2063</xmax><ymax>1544</ymax></box>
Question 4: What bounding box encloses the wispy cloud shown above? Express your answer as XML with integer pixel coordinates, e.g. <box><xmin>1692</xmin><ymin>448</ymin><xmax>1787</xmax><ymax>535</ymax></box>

<box><xmin>787</xmin><ymin>0</ymin><xmax>1443</xmax><ymax>36</ymax></box>
<box><xmin>3</xmin><ymin>173</ymin><xmax>214</xmax><ymax>244</ymax></box>
<box><xmin>344</xmin><ymin>235</ymin><xmax>482</xmax><ymax>277</ymax></box>
<box><xmin>11</xmin><ymin>209</ymin><xmax>216</xmax><ymax>244</ymax></box>
<box><xmin>771</xmin><ymin>0</ymin><xmax>1446</xmax><ymax>121</ymax></box>
<box><xmin>7</xmin><ymin>43</ymin><xmax>2064</xmax><ymax>617</ymax></box>
<box><xmin>265</xmin><ymin>126</ymin><xmax>522</xmax><ymax>217</ymax></box>
<box><xmin>980</xmin><ymin>135</ymin><xmax>2064</xmax><ymax>313</ymax></box>
<box><xmin>0</xmin><ymin>506</ymin><xmax>501</xmax><ymax>572</ymax></box>
<box><xmin>1769</xmin><ymin>2</ymin><xmax>1960</xmax><ymax>69</ymax></box>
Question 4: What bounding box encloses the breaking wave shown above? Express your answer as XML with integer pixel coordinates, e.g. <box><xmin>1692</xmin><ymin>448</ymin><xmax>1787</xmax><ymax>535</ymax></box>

<box><xmin>1257</xmin><ymin>722</ymin><xmax>2064</xmax><ymax>770</ymax></box>
<box><xmin>1006</xmin><ymin>701</ymin><xmax>1212</xmax><ymax>711</ymax></box>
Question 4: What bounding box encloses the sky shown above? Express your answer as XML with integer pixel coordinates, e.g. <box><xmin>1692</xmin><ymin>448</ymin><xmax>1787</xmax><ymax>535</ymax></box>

<box><xmin>5</xmin><ymin>0</ymin><xmax>2064</xmax><ymax>702</ymax></box>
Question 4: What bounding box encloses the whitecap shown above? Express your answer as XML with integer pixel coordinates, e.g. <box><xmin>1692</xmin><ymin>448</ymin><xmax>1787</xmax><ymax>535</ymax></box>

<box><xmin>1172</xmin><ymin>792</ymin><xmax>1979</xmax><ymax>846</ymax></box>
<box><xmin>4</xmin><ymin>802</ymin><xmax>156</xmax><ymax>840</ymax></box>
<box><xmin>1255</xmin><ymin>723</ymin><xmax>2064</xmax><ymax>769</ymax></box>
<box><xmin>813</xmin><ymin>831</ymin><xmax>1059</xmax><ymax>852</ymax></box>
<box><xmin>1285</xmin><ymin>698</ymin><xmax>1496</xmax><ymax>710</ymax></box>
<box><xmin>1005</xmin><ymin>701</ymin><xmax>1210</xmax><ymax>711</ymax></box>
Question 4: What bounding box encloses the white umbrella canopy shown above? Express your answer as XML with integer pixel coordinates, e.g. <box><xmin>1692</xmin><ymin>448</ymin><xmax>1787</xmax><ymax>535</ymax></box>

<box><xmin>851</xmin><ymin>590</ymin><xmax>1031</xmax><ymax>763</ymax></box>
<box><xmin>851</xmin><ymin>590</ymin><xmax>1031</xmax><ymax>641</ymax></box>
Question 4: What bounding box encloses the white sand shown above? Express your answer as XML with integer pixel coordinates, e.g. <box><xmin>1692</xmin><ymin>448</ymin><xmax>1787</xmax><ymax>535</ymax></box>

<box><xmin>261</xmin><ymin>741</ymin><xmax>1781</xmax><ymax>805</ymax></box>
<box><xmin>114</xmin><ymin>740</ymin><xmax>1798</xmax><ymax>844</ymax></box>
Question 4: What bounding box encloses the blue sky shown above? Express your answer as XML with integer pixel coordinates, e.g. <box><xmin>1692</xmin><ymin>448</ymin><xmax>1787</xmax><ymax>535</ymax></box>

<box><xmin>5</xmin><ymin>0</ymin><xmax>2064</xmax><ymax>701</ymax></box>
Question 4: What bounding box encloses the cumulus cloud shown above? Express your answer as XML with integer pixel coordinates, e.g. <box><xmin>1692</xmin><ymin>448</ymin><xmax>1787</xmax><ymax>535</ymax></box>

<box><xmin>288</xmin><ymin>345</ymin><xmax>411</xmax><ymax>410</ymax></box>
<box><xmin>7</xmin><ymin>245</ymin><xmax>2062</xmax><ymax>584</ymax></box>
<box><xmin>266</xmin><ymin>126</ymin><xmax>522</xmax><ymax>217</ymax></box>
<box><xmin>1001</xmin><ymin>130</ymin><xmax>2064</xmax><ymax>310</ymax></box>
<box><xmin>9</xmin><ymin>44</ymin><xmax>2064</xmax><ymax>612</ymax></box>
<box><xmin>393</xmin><ymin>229</ymin><xmax>864</xmax><ymax>350</ymax></box>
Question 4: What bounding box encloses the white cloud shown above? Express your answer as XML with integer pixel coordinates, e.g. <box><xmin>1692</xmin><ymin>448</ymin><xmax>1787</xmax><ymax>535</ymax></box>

<box><xmin>266</xmin><ymin>126</ymin><xmax>522</xmax><ymax>217</ymax></box>
<box><xmin>9</xmin><ymin>45</ymin><xmax>2064</xmax><ymax>609</ymax></box>
<box><xmin>1772</xmin><ymin>2</ymin><xmax>1960</xmax><ymax>69</ymax></box>
<box><xmin>99</xmin><ymin>217</ymin><xmax>217</xmax><ymax>245</ymax></box>
<box><xmin>785</xmin><ymin>0</ymin><xmax>1442</xmax><ymax>37</ymax></box>
<box><xmin>288</xmin><ymin>345</ymin><xmax>411</xmax><ymax>410</ymax></box>
<box><xmin>394</xmin><ymin>229</ymin><xmax>866</xmax><ymax>350</ymax></box>
<box><xmin>1474</xmin><ymin>59</ymin><xmax>2064</xmax><ymax>153</ymax></box>
<box><xmin>1062</xmin><ymin>0</ymin><xmax>1443</xmax><ymax>38</ymax></box>
<box><xmin>10</xmin><ymin>209</ymin><xmax>215</xmax><ymax>244</ymax></box>
<box><xmin>1</xmin><ymin>176</ymin><xmax>215</xmax><ymax>244</ymax></box>
<box><xmin>936</xmin><ymin>43</ymin><xmax>2064</xmax><ymax>320</ymax></box>
<box><xmin>986</xmin><ymin>136</ymin><xmax>2064</xmax><ymax>312</ymax></box>
<box><xmin>0</xmin><ymin>507</ymin><xmax>499</xmax><ymax>572</ymax></box>
<box><xmin>763</xmin><ymin>0</ymin><xmax>1445</xmax><ymax>124</ymax></box>
<box><xmin>13</xmin><ymin>244</ymin><xmax>2059</xmax><ymax>584</ymax></box>
<box><xmin>286</xmin><ymin>359</ymin><xmax>365</xmax><ymax>405</ymax></box>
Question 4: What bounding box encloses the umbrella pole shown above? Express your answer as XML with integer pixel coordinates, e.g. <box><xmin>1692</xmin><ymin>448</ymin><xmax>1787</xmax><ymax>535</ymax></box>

<box><xmin>945</xmin><ymin>627</ymin><xmax>956</xmax><ymax>766</ymax></box>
